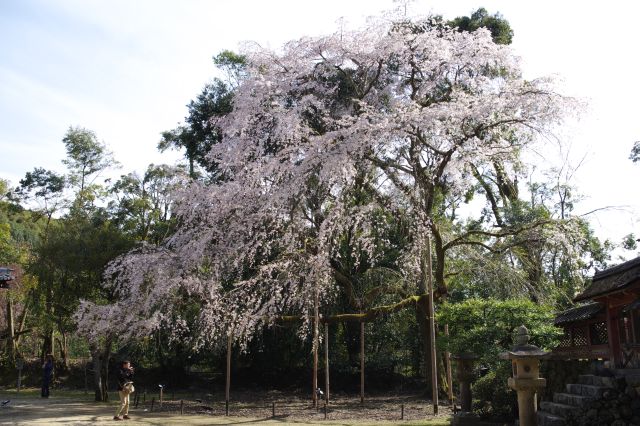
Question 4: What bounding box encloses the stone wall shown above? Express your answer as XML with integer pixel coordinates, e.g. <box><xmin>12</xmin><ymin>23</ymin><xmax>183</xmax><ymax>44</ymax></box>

<box><xmin>565</xmin><ymin>375</ymin><xmax>640</xmax><ymax>426</ymax></box>
<box><xmin>541</xmin><ymin>359</ymin><xmax>592</xmax><ymax>400</ymax></box>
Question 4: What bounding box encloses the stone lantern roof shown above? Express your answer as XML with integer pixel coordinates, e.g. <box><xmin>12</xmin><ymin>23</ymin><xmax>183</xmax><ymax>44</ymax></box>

<box><xmin>500</xmin><ymin>325</ymin><xmax>550</xmax><ymax>359</ymax></box>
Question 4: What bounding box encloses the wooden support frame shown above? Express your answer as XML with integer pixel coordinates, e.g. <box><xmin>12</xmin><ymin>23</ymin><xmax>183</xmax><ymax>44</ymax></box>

<box><xmin>360</xmin><ymin>321</ymin><xmax>365</xmax><ymax>404</ymax></box>
<box><xmin>225</xmin><ymin>334</ymin><xmax>231</xmax><ymax>416</ymax></box>
<box><xmin>313</xmin><ymin>288</ymin><xmax>319</xmax><ymax>408</ymax></box>
<box><xmin>324</xmin><ymin>322</ymin><xmax>330</xmax><ymax>404</ymax></box>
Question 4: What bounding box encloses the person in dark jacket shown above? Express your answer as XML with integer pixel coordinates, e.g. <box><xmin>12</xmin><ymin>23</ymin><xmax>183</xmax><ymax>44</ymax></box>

<box><xmin>41</xmin><ymin>354</ymin><xmax>53</xmax><ymax>398</ymax></box>
<box><xmin>114</xmin><ymin>360</ymin><xmax>134</xmax><ymax>421</ymax></box>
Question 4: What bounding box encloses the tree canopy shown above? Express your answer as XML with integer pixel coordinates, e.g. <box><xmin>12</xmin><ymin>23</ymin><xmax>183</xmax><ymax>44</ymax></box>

<box><xmin>76</xmin><ymin>11</ymin><xmax>574</xmax><ymax>350</ymax></box>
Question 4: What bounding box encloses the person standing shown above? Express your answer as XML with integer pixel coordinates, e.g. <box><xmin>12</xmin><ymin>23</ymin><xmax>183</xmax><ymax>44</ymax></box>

<box><xmin>114</xmin><ymin>360</ymin><xmax>134</xmax><ymax>421</ymax></box>
<box><xmin>41</xmin><ymin>354</ymin><xmax>53</xmax><ymax>398</ymax></box>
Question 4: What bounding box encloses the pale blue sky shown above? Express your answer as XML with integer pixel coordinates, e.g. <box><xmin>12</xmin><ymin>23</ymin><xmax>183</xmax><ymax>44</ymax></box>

<box><xmin>1</xmin><ymin>0</ymin><xmax>639</xmax><ymax>249</ymax></box>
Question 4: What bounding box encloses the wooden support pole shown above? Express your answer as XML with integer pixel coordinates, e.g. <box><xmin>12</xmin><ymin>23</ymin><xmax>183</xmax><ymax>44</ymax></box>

<box><xmin>312</xmin><ymin>289</ymin><xmax>319</xmax><ymax>408</ymax></box>
<box><xmin>401</xmin><ymin>403</ymin><xmax>404</xmax><ymax>420</ymax></box>
<box><xmin>444</xmin><ymin>323</ymin><xmax>453</xmax><ymax>403</ymax></box>
<box><xmin>272</xmin><ymin>401</ymin><xmax>275</xmax><ymax>417</ymax></box>
<box><xmin>151</xmin><ymin>397</ymin><xmax>155</xmax><ymax>412</ymax></box>
<box><xmin>324</xmin><ymin>322</ymin><xmax>330</xmax><ymax>403</ymax></box>
<box><xmin>425</xmin><ymin>233</ymin><xmax>438</xmax><ymax>414</ymax></box>
<box><xmin>225</xmin><ymin>334</ymin><xmax>232</xmax><ymax>415</ymax></box>
<box><xmin>360</xmin><ymin>321</ymin><xmax>365</xmax><ymax>404</ymax></box>
<box><xmin>180</xmin><ymin>399</ymin><xmax>184</xmax><ymax>415</ymax></box>
<box><xmin>324</xmin><ymin>402</ymin><xmax>327</xmax><ymax>419</ymax></box>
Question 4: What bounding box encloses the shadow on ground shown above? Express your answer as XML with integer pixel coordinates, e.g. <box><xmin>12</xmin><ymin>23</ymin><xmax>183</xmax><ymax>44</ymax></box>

<box><xmin>0</xmin><ymin>392</ymin><xmax>451</xmax><ymax>425</ymax></box>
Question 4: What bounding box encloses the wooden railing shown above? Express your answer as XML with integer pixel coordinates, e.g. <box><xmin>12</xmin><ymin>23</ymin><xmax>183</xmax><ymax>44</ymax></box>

<box><xmin>549</xmin><ymin>344</ymin><xmax>610</xmax><ymax>360</ymax></box>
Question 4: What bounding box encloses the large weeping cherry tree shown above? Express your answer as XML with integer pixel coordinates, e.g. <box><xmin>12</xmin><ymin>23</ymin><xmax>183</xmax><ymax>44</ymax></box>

<box><xmin>76</xmin><ymin>12</ymin><xmax>573</xmax><ymax>368</ymax></box>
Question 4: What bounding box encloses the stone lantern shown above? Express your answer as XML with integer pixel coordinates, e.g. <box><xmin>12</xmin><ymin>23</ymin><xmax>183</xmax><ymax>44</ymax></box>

<box><xmin>451</xmin><ymin>353</ymin><xmax>479</xmax><ymax>426</ymax></box>
<box><xmin>500</xmin><ymin>325</ymin><xmax>549</xmax><ymax>426</ymax></box>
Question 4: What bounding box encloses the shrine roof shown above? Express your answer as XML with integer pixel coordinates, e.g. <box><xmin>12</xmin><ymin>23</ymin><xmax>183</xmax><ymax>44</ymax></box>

<box><xmin>574</xmin><ymin>256</ymin><xmax>640</xmax><ymax>302</ymax></box>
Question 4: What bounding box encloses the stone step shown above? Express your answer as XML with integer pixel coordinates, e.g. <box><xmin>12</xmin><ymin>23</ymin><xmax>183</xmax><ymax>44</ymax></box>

<box><xmin>613</xmin><ymin>368</ymin><xmax>640</xmax><ymax>375</ymax></box>
<box><xmin>625</xmin><ymin>374</ymin><xmax>640</xmax><ymax>386</ymax></box>
<box><xmin>577</xmin><ymin>374</ymin><xmax>616</xmax><ymax>388</ymax></box>
<box><xmin>613</xmin><ymin>369</ymin><xmax>640</xmax><ymax>386</ymax></box>
<box><xmin>540</xmin><ymin>401</ymin><xmax>579</xmax><ymax>417</ymax></box>
<box><xmin>553</xmin><ymin>392</ymin><xmax>594</xmax><ymax>407</ymax></box>
<box><xmin>566</xmin><ymin>383</ymin><xmax>607</xmax><ymax>398</ymax></box>
<box><xmin>537</xmin><ymin>411</ymin><xmax>566</xmax><ymax>426</ymax></box>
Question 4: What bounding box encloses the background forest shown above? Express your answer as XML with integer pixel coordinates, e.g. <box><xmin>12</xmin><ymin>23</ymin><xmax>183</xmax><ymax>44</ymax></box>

<box><xmin>0</xmin><ymin>8</ymin><xmax>637</xmax><ymax>422</ymax></box>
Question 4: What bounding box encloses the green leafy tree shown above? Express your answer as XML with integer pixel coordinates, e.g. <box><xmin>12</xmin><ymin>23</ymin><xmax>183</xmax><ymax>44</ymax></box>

<box><xmin>0</xmin><ymin>223</ymin><xmax>17</xmax><ymax>265</ymax></box>
<box><xmin>16</xmin><ymin>168</ymin><xmax>66</xmax><ymax>229</ymax></box>
<box><xmin>0</xmin><ymin>183</ymin><xmax>42</xmax><ymax>364</ymax></box>
<box><xmin>438</xmin><ymin>299</ymin><xmax>561</xmax><ymax>420</ymax></box>
<box><xmin>630</xmin><ymin>141</ymin><xmax>640</xmax><ymax>163</ymax></box>
<box><xmin>159</xmin><ymin>51</ymin><xmax>244</xmax><ymax>179</ymax></box>
<box><xmin>0</xmin><ymin>179</ymin><xmax>10</xmax><ymax>202</ymax></box>
<box><xmin>109</xmin><ymin>164</ymin><xmax>183</xmax><ymax>244</ymax></box>
<box><xmin>622</xmin><ymin>233</ymin><xmax>638</xmax><ymax>251</ymax></box>
<box><xmin>62</xmin><ymin>126</ymin><xmax>117</xmax><ymax>198</ymax></box>
<box><xmin>35</xmin><ymin>208</ymin><xmax>133</xmax><ymax>395</ymax></box>
<box><xmin>448</xmin><ymin>8</ymin><xmax>514</xmax><ymax>45</ymax></box>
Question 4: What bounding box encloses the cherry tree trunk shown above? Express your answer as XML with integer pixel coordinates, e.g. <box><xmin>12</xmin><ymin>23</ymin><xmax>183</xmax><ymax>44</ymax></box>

<box><xmin>425</xmin><ymin>235</ymin><xmax>438</xmax><ymax>414</ymax></box>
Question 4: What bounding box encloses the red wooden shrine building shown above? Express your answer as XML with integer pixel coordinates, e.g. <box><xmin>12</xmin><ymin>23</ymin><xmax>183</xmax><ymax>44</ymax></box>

<box><xmin>552</xmin><ymin>256</ymin><xmax>640</xmax><ymax>368</ymax></box>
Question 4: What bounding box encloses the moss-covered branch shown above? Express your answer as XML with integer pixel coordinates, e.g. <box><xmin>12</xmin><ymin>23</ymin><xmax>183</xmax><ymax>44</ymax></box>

<box><xmin>276</xmin><ymin>294</ymin><xmax>426</xmax><ymax>325</ymax></box>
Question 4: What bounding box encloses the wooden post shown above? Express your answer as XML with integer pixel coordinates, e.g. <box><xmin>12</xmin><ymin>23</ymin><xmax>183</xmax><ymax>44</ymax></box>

<box><xmin>143</xmin><ymin>390</ymin><xmax>146</xmax><ymax>403</ymax></box>
<box><xmin>425</xmin><ymin>233</ymin><xmax>438</xmax><ymax>414</ymax></box>
<box><xmin>606</xmin><ymin>305</ymin><xmax>623</xmax><ymax>367</ymax></box>
<box><xmin>312</xmin><ymin>289</ymin><xmax>319</xmax><ymax>408</ymax></box>
<box><xmin>272</xmin><ymin>401</ymin><xmax>275</xmax><ymax>417</ymax></box>
<box><xmin>180</xmin><ymin>399</ymin><xmax>184</xmax><ymax>415</ymax></box>
<box><xmin>360</xmin><ymin>321</ymin><xmax>365</xmax><ymax>404</ymax></box>
<box><xmin>159</xmin><ymin>386</ymin><xmax>164</xmax><ymax>408</ymax></box>
<box><xmin>226</xmin><ymin>333</ymin><xmax>232</xmax><ymax>415</ymax></box>
<box><xmin>444</xmin><ymin>323</ymin><xmax>453</xmax><ymax>403</ymax></box>
<box><xmin>324</xmin><ymin>402</ymin><xmax>327</xmax><ymax>419</ymax></box>
<box><xmin>401</xmin><ymin>403</ymin><xmax>404</xmax><ymax>420</ymax></box>
<box><xmin>151</xmin><ymin>397</ymin><xmax>155</xmax><ymax>412</ymax></box>
<box><xmin>324</xmin><ymin>322</ymin><xmax>330</xmax><ymax>403</ymax></box>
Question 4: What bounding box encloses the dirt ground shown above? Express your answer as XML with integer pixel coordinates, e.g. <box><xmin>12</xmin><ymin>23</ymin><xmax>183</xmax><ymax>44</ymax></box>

<box><xmin>0</xmin><ymin>390</ymin><xmax>452</xmax><ymax>425</ymax></box>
